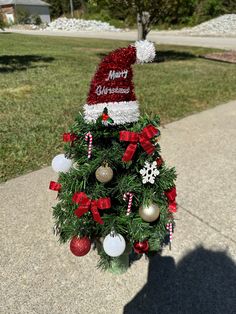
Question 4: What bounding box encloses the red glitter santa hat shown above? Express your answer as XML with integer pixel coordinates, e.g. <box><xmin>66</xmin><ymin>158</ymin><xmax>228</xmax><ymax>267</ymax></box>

<box><xmin>84</xmin><ymin>40</ymin><xmax>156</xmax><ymax>125</ymax></box>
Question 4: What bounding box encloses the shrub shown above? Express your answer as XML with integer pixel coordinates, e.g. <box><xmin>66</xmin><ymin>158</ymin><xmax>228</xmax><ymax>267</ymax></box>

<box><xmin>15</xmin><ymin>8</ymin><xmax>31</xmax><ymax>24</ymax></box>
<box><xmin>0</xmin><ymin>13</ymin><xmax>6</xmax><ymax>29</ymax></box>
<box><xmin>32</xmin><ymin>15</ymin><xmax>42</xmax><ymax>25</ymax></box>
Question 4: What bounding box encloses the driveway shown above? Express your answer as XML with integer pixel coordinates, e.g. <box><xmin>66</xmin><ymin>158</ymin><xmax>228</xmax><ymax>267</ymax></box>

<box><xmin>8</xmin><ymin>28</ymin><xmax>236</xmax><ymax>50</ymax></box>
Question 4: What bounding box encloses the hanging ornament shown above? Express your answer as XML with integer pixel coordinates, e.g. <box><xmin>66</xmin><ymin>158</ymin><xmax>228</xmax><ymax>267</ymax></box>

<box><xmin>51</xmin><ymin>154</ymin><xmax>72</xmax><ymax>173</ymax></box>
<box><xmin>95</xmin><ymin>163</ymin><xmax>113</xmax><ymax>183</ymax></box>
<box><xmin>70</xmin><ymin>236</ymin><xmax>91</xmax><ymax>257</ymax></box>
<box><xmin>133</xmin><ymin>240</ymin><xmax>149</xmax><ymax>254</ymax></box>
<box><xmin>85</xmin><ymin>132</ymin><xmax>93</xmax><ymax>159</ymax></box>
<box><xmin>123</xmin><ymin>192</ymin><xmax>134</xmax><ymax>215</ymax></box>
<box><xmin>103</xmin><ymin>232</ymin><xmax>126</xmax><ymax>257</ymax></box>
<box><xmin>140</xmin><ymin>161</ymin><xmax>159</xmax><ymax>184</ymax></box>
<box><xmin>139</xmin><ymin>202</ymin><xmax>160</xmax><ymax>222</ymax></box>
<box><xmin>166</xmin><ymin>223</ymin><xmax>173</xmax><ymax>249</ymax></box>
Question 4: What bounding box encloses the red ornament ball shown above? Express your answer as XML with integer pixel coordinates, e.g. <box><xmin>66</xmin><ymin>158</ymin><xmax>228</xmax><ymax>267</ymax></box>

<box><xmin>70</xmin><ymin>236</ymin><xmax>91</xmax><ymax>257</ymax></box>
<box><xmin>133</xmin><ymin>240</ymin><xmax>149</xmax><ymax>254</ymax></box>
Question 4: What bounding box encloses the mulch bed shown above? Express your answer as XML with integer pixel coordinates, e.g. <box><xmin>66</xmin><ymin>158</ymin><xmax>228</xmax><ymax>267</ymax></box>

<box><xmin>200</xmin><ymin>51</ymin><xmax>236</xmax><ymax>63</ymax></box>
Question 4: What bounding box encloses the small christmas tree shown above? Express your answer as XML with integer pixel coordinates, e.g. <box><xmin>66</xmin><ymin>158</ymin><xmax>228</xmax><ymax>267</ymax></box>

<box><xmin>49</xmin><ymin>41</ymin><xmax>177</xmax><ymax>274</ymax></box>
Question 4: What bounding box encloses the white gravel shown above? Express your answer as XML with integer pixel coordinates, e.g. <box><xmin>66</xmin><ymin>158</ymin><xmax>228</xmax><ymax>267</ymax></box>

<box><xmin>44</xmin><ymin>17</ymin><xmax>121</xmax><ymax>32</ymax></box>
<box><xmin>182</xmin><ymin>14</ymin><xmax>236</xmax><ymax>36</ymax></box>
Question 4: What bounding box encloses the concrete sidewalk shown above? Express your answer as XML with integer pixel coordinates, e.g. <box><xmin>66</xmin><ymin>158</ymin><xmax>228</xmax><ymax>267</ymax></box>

<box><xmin>8</xmin><ymin>29</ymin><xmax>236</xmax><ymax>50</ymax></box>
<box><xmin>1</xmin><ymin>101</ymin><xmax>236</xmax><ymax>314</ymax></box>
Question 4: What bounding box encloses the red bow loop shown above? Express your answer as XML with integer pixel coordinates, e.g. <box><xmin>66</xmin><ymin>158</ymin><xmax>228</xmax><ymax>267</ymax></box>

<box><xmin>120</xmin><ymin>125</ymin><xmax>159</xmax><ymax>162</ymax></box>
<box><xmin>165</xmin><ymin>187</ymin><xmax>177</xmax><ymax>213</ymax></box>
<box><xmin>72</xmin><ymin>192</ymin><xmax>111</xmax><ymax>224</ymax></box>
<box><xmin>72</xmin><ymin>192</ymin><xmax>88</xmax><ymax>204</ymax></box>
<box><xmin>141</xmin><ymin>125</ymin><xmax>159</xmax><ymax>139</ymax></box>
<box><xmin>63</xmin><ymin>133</ymin><xmax>77</xmax><ymax>142</ymax></box>
<box><xmin>120</xmin><ymin>131</ymin><xmax>139</xmax><ymax>143</ymax></box>
<box><xmin>97</xmin><ymin>197</ymin><xmax>111</xmax><ymax>209</ymax></box>
<box><xmin>49</xmin><ymin>181</ymin><xmax>61</xmax><ymax>192</ymax></box>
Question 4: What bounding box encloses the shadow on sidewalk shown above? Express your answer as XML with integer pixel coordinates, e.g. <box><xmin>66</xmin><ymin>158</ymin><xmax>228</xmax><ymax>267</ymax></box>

<box><xmin>124</xmin><ymin>246</ymin><xmax>236</xmax><ymax>314</ymax></box>
<box><xmin>0</xmin><ymin>55</ymin><xmax>54</xmax><ymax>73</ymax></box>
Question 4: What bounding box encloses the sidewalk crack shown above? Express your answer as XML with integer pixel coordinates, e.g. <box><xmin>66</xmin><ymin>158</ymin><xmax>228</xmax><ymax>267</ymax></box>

<box><xmin>178</xmin><ymin>204</ymin><xmax>236</xmax><ymax>245</ymax></box>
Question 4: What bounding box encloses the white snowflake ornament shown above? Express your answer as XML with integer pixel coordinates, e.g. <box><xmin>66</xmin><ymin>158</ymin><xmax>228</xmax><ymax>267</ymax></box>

<box><xmin>140</xmin><ymin>161</ymin><xmax>159</xmax><ymax>184</ymax></box>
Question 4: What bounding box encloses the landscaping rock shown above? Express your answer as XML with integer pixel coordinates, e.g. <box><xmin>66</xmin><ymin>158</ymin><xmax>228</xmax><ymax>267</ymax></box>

<box><xmin>183</xmin><ymin>14</ymin><xmax>236</xmax><ymax>37</ymax></box>
<box><xmin>44</xmin><ymin>17</ymin><xmax>121</xmax><ymax>32</ymax></box>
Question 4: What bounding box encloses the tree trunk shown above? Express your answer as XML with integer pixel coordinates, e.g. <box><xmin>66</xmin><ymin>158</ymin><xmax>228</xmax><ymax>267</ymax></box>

<box><xmin>137</xmin><ymin>12</ymin><xmax>144</xmax><ymax>40</ymax></box>
<box><xmin>70</xmin><ymin>0</ymin><xmax>74</xmax><ymax>17</ymax></box>
<box><xmin>137</xmin><ymin>12</ymin><xmax>150</xmax><ymax>40</ymax></box>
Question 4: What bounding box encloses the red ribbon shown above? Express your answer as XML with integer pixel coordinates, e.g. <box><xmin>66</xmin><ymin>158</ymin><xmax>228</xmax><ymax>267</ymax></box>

<box><xmin>168</xmin><ymin>202</ymin><xmax>177</xmax><ymax>213</ymax></box>
<box><xmin>49</xmin><ymin>181</ymin><xmax>61</xmax><ymax>191</ymax></box>
<box><xmin>63</xmin><ymin>133</ymin><xmax>77</xmax><ymax>142</ymax></box>
<box><xmin>165</xmin><ymin>187</ymin><xmax>177</xmax><ymax>213</ymax></box>
<box><xmin>72</xmin><ymin>192</ymin><xmax>111</xmax><ymax>224</ymax></box>
<box><xmin>120</xmin><ymin>125</ymin><xmax>159</xmax><ymax>162</ymax></box>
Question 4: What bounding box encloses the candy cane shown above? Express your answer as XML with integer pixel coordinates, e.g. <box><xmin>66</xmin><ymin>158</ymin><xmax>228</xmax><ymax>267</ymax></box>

<box><xmin>166</xmin><ymin>223</ymin><xmax>173</xmax><ymax>249</ymax></box>
<box><xmin>85</xmin><ymin>132</ymin><xmax>93</xmax><ymax>159</ymax></box>
<box><xmin>123</xmin><ymin>192</ymin><xmax>134</xmax><ymax>215</ymax></box>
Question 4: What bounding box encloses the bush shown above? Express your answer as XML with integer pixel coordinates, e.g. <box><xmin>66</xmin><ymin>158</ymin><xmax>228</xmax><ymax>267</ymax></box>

<box><xmin>16</xmin><ymin>8</ymin><xmax>31</xmax><ymax>24</ymax></box>
<box><xmin>194</xmin><ymin>0</ymin><xmax>224</xmax><ymax>23</ymax></box>
<box><xmin>32</xmin><ymin>15</ymin><xmax>42</xmax><ymax>25</ymax></box>
<box><xmin>0</xmin><ymin>13</ymin><xmax>6</xmax><ymax>29</ymax></box>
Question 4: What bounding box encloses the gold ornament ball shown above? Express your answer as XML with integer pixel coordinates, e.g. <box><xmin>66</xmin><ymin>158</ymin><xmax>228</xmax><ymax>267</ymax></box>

<box><xmin>95</xmin><ymin>165</ymin><xmax>113</xmax><ymax>183</ymax></box>
<box><xmin>139</xmin><ymin>203</ymin><xmax>160</xmax><ymax>222</ymax></box>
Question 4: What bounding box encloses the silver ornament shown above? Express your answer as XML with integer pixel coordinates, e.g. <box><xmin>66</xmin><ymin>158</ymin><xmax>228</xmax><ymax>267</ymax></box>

<box><xmin>95</xmin><ymin>164</ymin><xmax>113</xmax><ymax>183</ymax></box>
<box><xmin>139</xmin><ymin>203</ymin><xmax>160</xmax><ymax>222</ymax></box>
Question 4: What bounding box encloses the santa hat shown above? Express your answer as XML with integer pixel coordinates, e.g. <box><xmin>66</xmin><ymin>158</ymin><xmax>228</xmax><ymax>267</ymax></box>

<box><xmin>83</xmin><ymin>40</ymin><xmax>156</xmax><ymax>125</ymax></box>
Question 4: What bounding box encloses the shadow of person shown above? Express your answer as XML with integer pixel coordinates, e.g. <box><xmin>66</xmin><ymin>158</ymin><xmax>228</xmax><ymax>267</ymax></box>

<box><xmin>124</xmin><ymin>246</ymin><xmax>236</xmax><ymax>314</ymax></box>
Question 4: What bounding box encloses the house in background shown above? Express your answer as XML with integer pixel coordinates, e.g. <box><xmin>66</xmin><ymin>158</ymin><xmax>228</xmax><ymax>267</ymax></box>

<box><xmin>0</xmin><ymin>0</ymin><xmax>50</xmax><ymax>24</ymax></box>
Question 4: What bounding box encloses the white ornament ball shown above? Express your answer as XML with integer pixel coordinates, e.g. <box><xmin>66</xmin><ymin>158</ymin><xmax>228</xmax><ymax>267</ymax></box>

<box><xmin>103</xmin><ymin>233</ymin><xmax>126</xmax><ymax>257</ymax></box>
<box><xmin>51</xmin><ymin>154</ymin><xmax>72</xmax><ymax>173</ymax></box>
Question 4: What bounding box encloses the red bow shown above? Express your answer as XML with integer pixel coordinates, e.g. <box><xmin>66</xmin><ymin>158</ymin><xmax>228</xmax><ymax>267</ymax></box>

<box><xmin>165</xmin><ymin>187</ymin><xmax>177</xmax><ymax>213</ymax></box>
<box><xmin>72</xmin><ymin>192</ymin><xmax>111</xmax><ymax>224</ymax></box>
<box><xmin>63</xmin><ymin>133</ymin><xmax>77</xmax><ymax>142</ymax></box>
<box><xmin>49</xmin><ymin>181</ymin><xmax>61</xmax><ymax>191</ymax></box>
<box><xmin>102</xmin><ymin>113</ymin><xmax>109</xmax><ymax>121</ymax></box>
<box><xmin>120</xmin><ymin>125</ymin><xmax>159</xmax><ymax>162</ymax></box>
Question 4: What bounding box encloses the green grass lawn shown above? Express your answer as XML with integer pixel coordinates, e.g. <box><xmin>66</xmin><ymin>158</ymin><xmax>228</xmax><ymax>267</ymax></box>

<box><xmin>1</xmin><ymin>33</ymin><xmax>236</xmax><ymax>182</ymax></box>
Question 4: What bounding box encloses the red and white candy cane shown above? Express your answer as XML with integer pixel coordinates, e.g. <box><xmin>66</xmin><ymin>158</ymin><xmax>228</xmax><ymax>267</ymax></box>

<box><xmin>85</xmin><ymin>132</ymin><xmax>93</xmax><ymax>159</ymax></box>
<box><xmin>123</xmin><ymin>192</ymin><xmax>134</xmax><ymax>215</ymax></box>
<box><xmin>166</xmin><ymin>223</ymin><xmax>173</xmax><ymax>248</ymax></box>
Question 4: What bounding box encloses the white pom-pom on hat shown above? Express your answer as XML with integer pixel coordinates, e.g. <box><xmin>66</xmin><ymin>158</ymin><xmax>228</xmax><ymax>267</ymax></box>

<box><xmin>135</xmin><ymin>40</ymin><xmax>156</xmax><ymax>64</ymax></box>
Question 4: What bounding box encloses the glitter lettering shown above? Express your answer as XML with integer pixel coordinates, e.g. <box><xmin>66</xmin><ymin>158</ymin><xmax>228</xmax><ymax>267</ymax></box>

<box><xmin>96</xmin><ymin>85</ymin><xmax>130</xmax><ymax>96</ymax></box>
